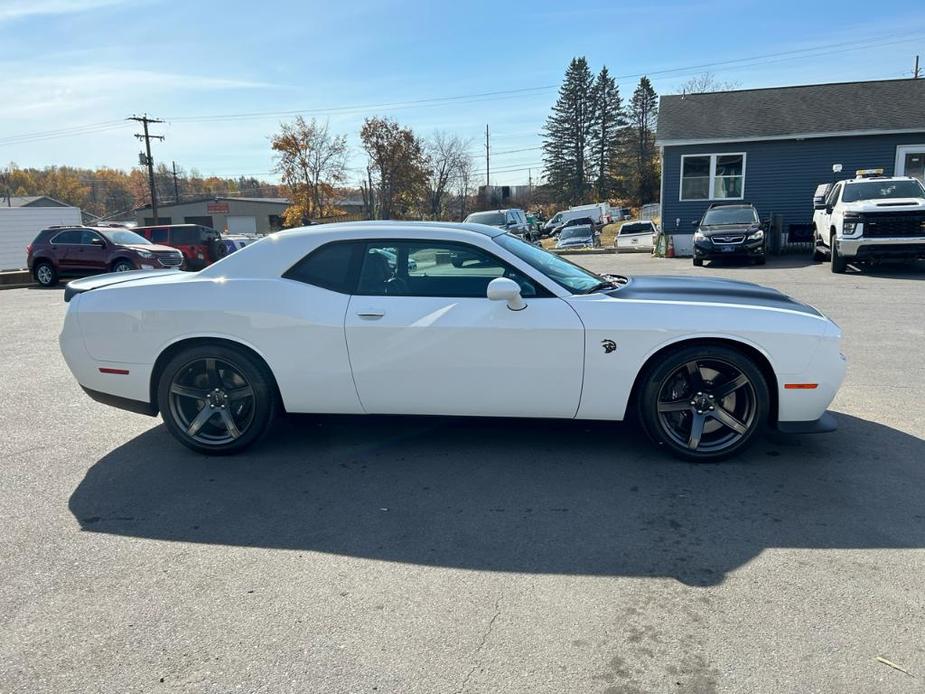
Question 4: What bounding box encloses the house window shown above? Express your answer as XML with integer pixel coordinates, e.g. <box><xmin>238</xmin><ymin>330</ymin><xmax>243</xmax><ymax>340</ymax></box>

<box><xmin>680</xmin><ymin>153</ymin><xmax>746</xmax><ymax>200</ymax></box>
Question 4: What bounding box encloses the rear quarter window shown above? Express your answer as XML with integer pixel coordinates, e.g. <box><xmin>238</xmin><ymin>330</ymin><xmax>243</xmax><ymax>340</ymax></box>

<box><xmin>283</xmin><ymin>241</ymin><xmax>362</xmax><ymax>293</ymax></box>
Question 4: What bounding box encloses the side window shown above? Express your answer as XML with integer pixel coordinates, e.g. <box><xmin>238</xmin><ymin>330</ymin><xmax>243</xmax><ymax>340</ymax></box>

<box><xmin>826</xmin><ymin>184</ymin><xmax>841</xmax><ymax>207</ymax></box>
<box><xmin>51</xmin><ymin>230</ymin><xmax>82</xmax><ymax>244</ymax></box>
<box><xmin>78</xmin><ymin>230</ymin><xmax>101</xmax><ymax>245</ymax></box>
<box><xmin>357</xmin><ymin>241</ymin><xmax>543</xmax><ymax>298</ymax></box>
<box><xmin>151</xmin><ymin>229</ymin><xmax>168</xmax><ymax>244</ymax></box>
<box><xmin>283</xmin><ymin>241</ymin><xmax>362</xmax><ymax>293</ymax></box>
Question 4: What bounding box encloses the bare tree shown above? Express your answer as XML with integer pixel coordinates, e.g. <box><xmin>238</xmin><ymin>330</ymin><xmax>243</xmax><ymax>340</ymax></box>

<box><xmin>425</xmin><ymin>132</ymin><xmax>471</xmax><ymax>220</ymax></box>
<box><xmin>678</xmin><ymin>72</ymin><xmax>741</xmax><ymax>95</ymax></box>
<box><xmin>271</xmin><ymin>117</ymin><xmax>348</xmax><ymax>221</ymax></box>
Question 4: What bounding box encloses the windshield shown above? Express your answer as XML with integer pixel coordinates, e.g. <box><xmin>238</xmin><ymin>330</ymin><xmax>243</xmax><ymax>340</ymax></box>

<box><xmin>620</xmin><ymin>223</ymin><xmax>652</xmax><ymax>234</ymax></box>
<box><xmin>494</xmin><ymin>233</ymin><xmax>603</xmax><ymax>294</ymax></box>
<box><xmin>842</xmin><ymin>180</ymin><xmax>925</xmax><ymax>202</ymax></box>
<box><xmin>465</xmin><ymin>211</ymin><xmax>505</xmax><ymax>226</ymax></box>
<box><xmin>560</xmin><ymin>226</ymin><xmax>593</xmax><ymax>240</ymax></box>
<box><xmin>702</xmin><ymin>207</ymin><xmax>758</xmax><ymax>225</ymax></box>
<box><xmin>101</xmin><ymin>229</ymin><xmax>151</xmax><ymax>245</ymax></box>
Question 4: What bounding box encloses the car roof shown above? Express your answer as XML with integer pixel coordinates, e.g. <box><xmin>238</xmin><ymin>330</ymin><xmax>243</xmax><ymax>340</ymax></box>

<box><xmin>706</xmin><ymin>202</ymin><xmax>755</xmax><ymax>209</ymax></box>
<box><xmin>274</xmin><ymin>220</ymin><xmax>508</xmax><ymax>239</ymax></box>
<box><xmin>843</xmin><ymin>175</ymin><xmax>916</xmax><ymax>183</ymax></box>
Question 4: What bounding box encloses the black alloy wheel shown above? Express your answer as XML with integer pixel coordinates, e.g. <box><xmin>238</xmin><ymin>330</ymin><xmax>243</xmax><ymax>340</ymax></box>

<box><xmin>157</xmin><ymin>344</ymin><xmax>276</xmax><ymax>454</ymax></box>
<box><xmin>639</xmin><ymin>345</ymin><xmax>769</xmax><ymax>461</ymax></box>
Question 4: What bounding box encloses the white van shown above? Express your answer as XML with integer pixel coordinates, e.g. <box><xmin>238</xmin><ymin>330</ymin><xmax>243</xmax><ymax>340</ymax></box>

<box><xmin>543</xmin><ymin>207</ymin><xmax>603</xmax><ymax>235</ymax></box>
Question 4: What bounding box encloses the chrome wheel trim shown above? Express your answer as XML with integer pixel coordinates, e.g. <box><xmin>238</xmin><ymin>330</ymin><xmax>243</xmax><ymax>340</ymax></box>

<box><xmin>36</xmin><ymin>265</ymin><xmax>53</xmax><ymax>284</ymax></box>
<box><xmin>656</xmin><ymin>358</ymin><xmax>757</xmax><ymax>454</ymax></box>
<box><xmin>114</xmin><ymin>262</ymin><xmax>133</xmax><ymax>272</ymax></box>
<box><xmin>167</xmin><ymin>357</ymin><xmax>256</xmax><ymax>446</ymax></box>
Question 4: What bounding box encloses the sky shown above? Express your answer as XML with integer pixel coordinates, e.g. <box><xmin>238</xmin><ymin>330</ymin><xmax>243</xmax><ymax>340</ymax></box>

<box><xmin>1</xmin><ymin>0</ymin><xmax>924</xmax><ymax>187</ymax></box>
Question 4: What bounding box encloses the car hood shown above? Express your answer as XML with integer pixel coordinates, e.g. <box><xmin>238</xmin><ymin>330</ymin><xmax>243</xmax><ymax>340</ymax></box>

<box><xmin>840</xmin><ymin>198</ymin><xmax>925</xmax><ymax>212</ymax></box>
<box><xmin>557</xmin><ymin>237</ymin><xmax>594</xmax><ymax>247</ymax></box>
<box><xmin>605</xmin><ymin>275</ymin><xmax>821</xmax><ymax>316</ymax></box>
<box><xmin>698</xmin><ymin>224</ymin><xmax>757</xmax><ymax>235</ymax></box>
<box><xmin>124</xmin><ymin>243</ymin><xmax>181</xmax><ymax>253</ymax></box>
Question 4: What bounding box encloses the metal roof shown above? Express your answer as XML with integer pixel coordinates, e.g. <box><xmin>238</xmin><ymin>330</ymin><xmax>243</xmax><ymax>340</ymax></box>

<box><xmin>657</xmin><ymin>78</ymin><xmax>925</xmax><ymax>145</ymax></box>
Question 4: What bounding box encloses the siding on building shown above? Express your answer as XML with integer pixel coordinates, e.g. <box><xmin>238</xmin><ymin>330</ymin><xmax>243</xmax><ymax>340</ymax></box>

<box><xmin>660</xmin><ymin>132</ymin><xmax>925</xmax><ymax>243</ymax></box>
<box><xmin>135</xmin><ymin>198</ymin><xmax>290</xmax><ymax>235</ymax></box>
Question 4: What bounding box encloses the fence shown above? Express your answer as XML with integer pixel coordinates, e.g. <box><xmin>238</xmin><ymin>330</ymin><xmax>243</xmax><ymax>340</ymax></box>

<box><xmin>638</xmin><ymin>203</ymin><xmax>661</xmax><ymax>221</ymax></box>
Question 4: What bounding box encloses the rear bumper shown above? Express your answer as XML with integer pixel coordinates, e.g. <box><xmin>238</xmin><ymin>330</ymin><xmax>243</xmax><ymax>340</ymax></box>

<box><xmin>81</xmin><ymin>386</ymin><xmax>158</xmax><ymax>416</ymax></box>
<box><xmin>776</xmin><ymin>411</ymin><xmax>837</xmax><ymax>434</ymax></box>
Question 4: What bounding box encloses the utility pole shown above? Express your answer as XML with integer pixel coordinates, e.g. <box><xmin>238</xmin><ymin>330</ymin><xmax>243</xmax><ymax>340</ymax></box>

<box><xmin>172</xmin><ymin>161</ymin><xmax>180</xmax><ymax>202</ymax></box>
<box><xmin>128</xmin><ymin>114</ymin><xmax>165</xmax><ymax>223</ymax></box>
<box><xmin>915</xmin><ymin>55</ymin><xmax>921</xmax><ymax>79</ymax></box>
<box><xmin>484</xmin><ymin>124</ymin><xmax>490</xmax><ymax>188</ymax></box>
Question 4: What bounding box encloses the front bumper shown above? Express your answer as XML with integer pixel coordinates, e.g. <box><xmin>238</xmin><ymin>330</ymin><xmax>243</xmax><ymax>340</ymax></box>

<box><xmin>838</xmin><ymin>236</ymin><xmax>925</xmax><ymax>259</ymax></box>
<box><xmin>776</xmin><ymin>412</ymin><xmax>837</xmax><ymax>434</ymax></box>
<box><xmin>693</xmin><ymin>237</ymin><xmax>765</xmax><ymax>258</ymax></box>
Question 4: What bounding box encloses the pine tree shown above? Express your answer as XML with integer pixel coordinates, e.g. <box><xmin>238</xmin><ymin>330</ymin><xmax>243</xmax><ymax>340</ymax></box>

<box><xmin>624</xmin><ymin>76</ymin><xmax>660</xmax><ymax>206</ymax></box>
<box><xmin>542</xmin><ymin>57</ymin><xmax>595</xmax><ymax>205</ymax></box>
<box><xmin>588</xmin><ymin>66</ymin><xmax>624</xmax><ymax>201</ymax></box>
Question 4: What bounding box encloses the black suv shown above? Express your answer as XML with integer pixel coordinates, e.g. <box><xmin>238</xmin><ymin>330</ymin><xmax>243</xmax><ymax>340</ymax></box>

<box><xmin>692</xmin><ymin>203</ymin><xmax>766</xmax><ymax>266</ymax></box>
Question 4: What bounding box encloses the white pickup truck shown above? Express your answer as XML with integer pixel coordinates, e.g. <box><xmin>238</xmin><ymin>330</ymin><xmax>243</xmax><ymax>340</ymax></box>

<box><xmin>813</xmin><ymin>169</ymin><xmax>925</xmax><ymax>273</ymax></box>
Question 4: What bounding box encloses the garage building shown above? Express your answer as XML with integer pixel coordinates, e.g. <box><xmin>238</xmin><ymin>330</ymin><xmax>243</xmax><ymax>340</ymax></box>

<box><xmin>135</xmin><ymin>196</ymin><xmax>290</xmax><ymax>235</ymax></box>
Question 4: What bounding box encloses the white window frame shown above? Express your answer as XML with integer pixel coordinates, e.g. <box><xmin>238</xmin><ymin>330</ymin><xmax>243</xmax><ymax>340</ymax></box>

<box><xmin>895</xmin><ymin>144</ymin><xmax>925</xmax><ymax>180</ymax></box>
<box><xmin>679</xmin><ymin>152</ymin><xmax>747</xmax><ymax>201</ymax></box>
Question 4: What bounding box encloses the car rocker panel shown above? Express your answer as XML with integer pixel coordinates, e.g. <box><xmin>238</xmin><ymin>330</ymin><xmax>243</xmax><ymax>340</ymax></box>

<box><xmin>59</xmin><ymin>221</ymin><xmax>846</xmax><ymax>461</ymax></box>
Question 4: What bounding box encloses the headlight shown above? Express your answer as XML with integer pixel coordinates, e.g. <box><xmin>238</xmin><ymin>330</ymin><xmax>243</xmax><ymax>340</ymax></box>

<box><xmin>693</xmin><ymin>230</ymin><xmax>707</xmax><ymax>242</ymax></box>
<box><xmin>842</xmin><ymin>214</ymin><xmax>862</xmax><ymax>236</ymax></box>
<box><xmin>137</xmin><ymin>249</ymin><xmax>153</xmax><ymax>258</ymax></box>
<box><xmin>747</xmin><ymin>229</ymin><xmax>764</xmax><ymax>241</ymax></box>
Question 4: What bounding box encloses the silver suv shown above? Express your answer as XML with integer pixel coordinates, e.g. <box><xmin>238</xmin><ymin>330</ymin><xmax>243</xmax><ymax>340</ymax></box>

<box><xmin>464</xmin><ymin>209</ymin><xmax>536</xmax><ymax>241</ymax></box>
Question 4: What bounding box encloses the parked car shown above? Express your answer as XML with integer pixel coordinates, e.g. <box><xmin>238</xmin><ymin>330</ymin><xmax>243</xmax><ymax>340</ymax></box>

<box><xmin>543</xmin><ymin>208</ymin><xmax>600</xmax><ymax>236</ymax></box>
<box><xmin>812</xmin><ymin>170</ymin><xmax>925</xmax><ymax>273</ymax></box>
<box><xmin>133</xmin><ymin>224</ymin><xmax>227</xmax><ymax>270</ymax></box>
<box><xmin>692</xmin><ymin>203</ymin><xmax>767</xmax><ymax>267</ymax></box>
<box><xmin>27</xmin><ymin>226</ymin><xmax>183</xmax><ymax>287</ymax></box>
<box><xmin>555</xmin><ymin>220</ymin><xmax>600</xmax><ymax>249</ymax></box>
<box><xmin>615</xmin><ymin>220</ymin><xmax>657</xmax><ymax>251</ymax></box>
<box><xmin>464</xmin><ymin>209</ymin><xmax>536</xmax><ymax>241</ymax></box>
<box><xmin>59</xmin><ymin>221</ymin><xmax>846</xmax><ymax>462</ymax></box>
<box><xmin>569</xmin><ymin>202</ymin><xmax>611</xmax><ymax>226</ymax></box>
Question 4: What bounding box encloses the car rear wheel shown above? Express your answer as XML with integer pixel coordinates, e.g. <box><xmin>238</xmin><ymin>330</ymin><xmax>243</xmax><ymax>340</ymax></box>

<box><xmin>34</xmin><ymin>261</ymin><xmax>58</xmax><ymax>287</ymax></box>
<box><xmin>112</xmin><ymin>260</ymin><xmax>134</xmax><ymax>273</ymax></box>
<box><xmin>157</xmin><ymin>344</ymin><xmax>277</xmax><ymax>455</ymax></box>
<box><xmin>692</xmin><ymin>258</ymin><xmax>704</xmax><ymax>267</ymax></box>
<box><xmin>638</xmin><ymin>345</ymin><xmax>769</xmax><ymax>462</ymax></box>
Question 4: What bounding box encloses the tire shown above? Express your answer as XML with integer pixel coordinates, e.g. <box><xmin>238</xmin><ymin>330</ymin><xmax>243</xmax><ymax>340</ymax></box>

<box><xmin>210</xmin><ymin>239</ymin><xmax>229</xmax><ymax>262</ymax></box>
<box><xmin>830</xmin><ymin>235</ymin><xmax>847</xmax><ymax>274</ymax></box>
<box><xmin>812</xmin><ymin>232</ymin><xmax>826</xmax><ymax>261</ymax></box>
<box><xmin>112</xmin><ymin>260</ymin><xmax>135</xmax><ymax>273</ymax></box>
<box><xmin>638</xmin><ymin>344</ymin><xmax>769</xmax><ymax>462</ymax></box>
<box><xmin>692</xmin><ymin>258</ymin><xmax>704</xmax><ymax>267</ymax></box>
<box><xmin>157</xmin><ymin>344</ymin><xmax>277</xmax><ymax>455</ymax></box>
<box><xmin>34</xmin><ymin>261</ymin><xmax>58</xmax><ymax>287</ymax></box>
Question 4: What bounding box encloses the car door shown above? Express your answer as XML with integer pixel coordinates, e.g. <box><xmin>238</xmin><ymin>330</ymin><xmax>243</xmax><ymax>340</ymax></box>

<box><xmin>344</xmin><ymin>239</ymin><xmax>585</xmax><ymax>418</ymax></box>
<box><xmin>66</xmin><ymin>229</ymin><xmax>109</xmax><ymax>272</ymax></box>
<box><xmin>49</xmin><ymin>229</ymin><xmax>82</xmax><ymax>271</ymax></box>
<box><xmin>818</xmin><ymin>184</ymin><xmax>841</xmax><ymax>247</ymax></box>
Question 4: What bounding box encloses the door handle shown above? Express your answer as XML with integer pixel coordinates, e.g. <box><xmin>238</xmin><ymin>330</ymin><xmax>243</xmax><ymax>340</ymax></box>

<box><xmin>356</xmin><ymin>311</ymin><xmax>385</xmax><ymax>319</ymax></box>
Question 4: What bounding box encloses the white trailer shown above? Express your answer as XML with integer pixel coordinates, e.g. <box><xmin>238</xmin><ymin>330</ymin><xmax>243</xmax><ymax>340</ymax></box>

<box><xmin>0</xmin><ymin>206</ymin><xmax>82</xmax><ymax>270</ymax></box>
<box><xmin>568</xmin><ymin>202</ymin><xmax>613</xmax><ymax>224</ymax></box>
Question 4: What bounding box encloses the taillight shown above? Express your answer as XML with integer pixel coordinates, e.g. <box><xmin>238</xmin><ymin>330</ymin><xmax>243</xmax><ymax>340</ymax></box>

<box><xmin>25</xmin><ymin>243</ymin><xmax>32</xmax><ymax>254</ymax></box>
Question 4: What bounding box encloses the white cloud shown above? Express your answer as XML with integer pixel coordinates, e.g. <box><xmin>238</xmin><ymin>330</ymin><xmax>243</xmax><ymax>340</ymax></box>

<box><xmin>0</xmin><ymin>0</ymin><xmax>133</xmax><ymax>22</ymax></box>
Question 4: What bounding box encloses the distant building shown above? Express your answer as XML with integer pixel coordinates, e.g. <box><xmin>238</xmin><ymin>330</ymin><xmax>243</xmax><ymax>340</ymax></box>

<box><xmin>2</xmin><ymin>195</ymin><xmax>70</xmax><ymax>208</ymax></box>
<box><xmin>135</xmin><ymin>196</ymin><xmax>291</xmax><ymax>235</ymax></box>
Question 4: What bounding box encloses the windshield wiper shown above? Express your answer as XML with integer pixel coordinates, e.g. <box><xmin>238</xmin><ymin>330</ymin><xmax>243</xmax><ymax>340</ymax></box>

<box><xmin>581</xmin><ymin>275</ymin><xmax>628</xmax><ymax>294</ymax></box>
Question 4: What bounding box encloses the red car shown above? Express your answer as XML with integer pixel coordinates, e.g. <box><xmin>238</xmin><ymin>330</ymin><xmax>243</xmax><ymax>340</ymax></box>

<box><xmin>27</xmin><ymin>226</ymin><xmax>184</xmax><ymax>287</ymax></box>
<box><xmin>132</xmin><ymin>224</ymin><xmax>228</xmax><ymax>270</ymax></box>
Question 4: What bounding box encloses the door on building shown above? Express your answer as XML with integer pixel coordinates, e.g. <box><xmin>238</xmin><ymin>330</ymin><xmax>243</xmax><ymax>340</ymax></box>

<box><xmin>226</xmin><ymin>216</ymin><xmax>257</xmax><ymax>234</ymax></box>
<box><xmin>895</xmin><ymin>145</ymin><xmax>925</xmax><ymax>185</ymax></box>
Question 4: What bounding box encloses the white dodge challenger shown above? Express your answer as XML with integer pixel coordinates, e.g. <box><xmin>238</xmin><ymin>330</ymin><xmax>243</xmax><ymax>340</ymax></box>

<box><xmin>59</xmin><ymin>222</ymin><xmax>846</xmax><ymax>461</ymax></box>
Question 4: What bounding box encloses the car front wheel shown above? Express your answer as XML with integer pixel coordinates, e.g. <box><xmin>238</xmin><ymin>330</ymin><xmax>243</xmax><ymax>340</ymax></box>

<box><xmin>157</xmin><ymin>344</ymin><xmax>277</xmax><ymax>455</ymax></box>
<box><xmin>34</xmin><ymin>261</ymin><xmax>58</xmax><ymax>287</ymax></box>
<box><xmin>638</xmin><ymin>345</ymin><xmax>769</xmax><ymax>461</ymax></box>
<box><xmin>112</xmin><ymin>260</ymin><xmax>134</xmax><ymax>273</ymax></box>
<box><xmin>830</xmin><ymin>235</ymin><xmax>847</xmax><ymax>273</ymax></box>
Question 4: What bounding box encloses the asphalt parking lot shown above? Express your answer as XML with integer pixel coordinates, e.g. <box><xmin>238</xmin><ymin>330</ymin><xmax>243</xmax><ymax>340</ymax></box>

<box><xmin>1</xmin><ymin>254</ymin><xmax>924</xmax><ymax>694</ymax></box>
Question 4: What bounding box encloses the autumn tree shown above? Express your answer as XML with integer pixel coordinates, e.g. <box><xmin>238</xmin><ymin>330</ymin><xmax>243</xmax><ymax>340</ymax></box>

<box><xmin>425</xmin><ymin>131</ymin><xmax>471</xmax><ymax>220</ymax></box>
<box><xmin>360</xmin><ymin>116</ymin><xmax>428</xmax><ymax>220</ymax></box>
<box><xmin>542</xmin><ymin>57</ymin><xmax>595</xmax><ymax>205</ymax></box>
<box><xmin>271</xmin><ymin>116</ymin><xmax>348</xmax><ymax>222</ymax></box>
<box><xmin>678</xmin><ymin>72</ymin><xmax>740</xmax><ymax>95</ymax></box>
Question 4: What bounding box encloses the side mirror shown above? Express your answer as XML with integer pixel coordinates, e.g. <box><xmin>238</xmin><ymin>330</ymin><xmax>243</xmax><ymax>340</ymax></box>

<box><xmin>90</xmin><ymin>238</ymin><xmax>105</xmax><ymax>247</ymax></box>
<box><xmin>813</xmin><ymin>200</ymin><xmax>826</xmax><ymax>210</ymax></box>
<box><xmin>691</xmin><ymin>220</ymin><xmax>699</xmax><ymax>228</ymax></box>
<box><xmin>487</xmin><ymin>277</ymin><xmax>526</xmax><ymax>311</ymax></box>
<box><xmin>825</xmin><ymin>204</ymin><xmax>833</xmax><ymax>214</ymax></box>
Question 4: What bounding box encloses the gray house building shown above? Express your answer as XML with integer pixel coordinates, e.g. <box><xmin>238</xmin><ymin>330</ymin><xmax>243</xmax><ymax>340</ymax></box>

<box><xmin>657</xmin><ymin>78</ymin><xmax>925</xmax><ymax>254</ymax></box>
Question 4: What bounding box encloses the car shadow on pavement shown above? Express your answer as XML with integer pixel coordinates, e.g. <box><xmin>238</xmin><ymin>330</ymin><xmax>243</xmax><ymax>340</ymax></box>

<box><xmin>845</xmin><ymin>260</ymin><xmax>925</xmax><ymax>279</ymax></box>
<box><xmin>69</xmin><ymin>412</ymin><xmax>925</xmax><ymax>586</ymax></box>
